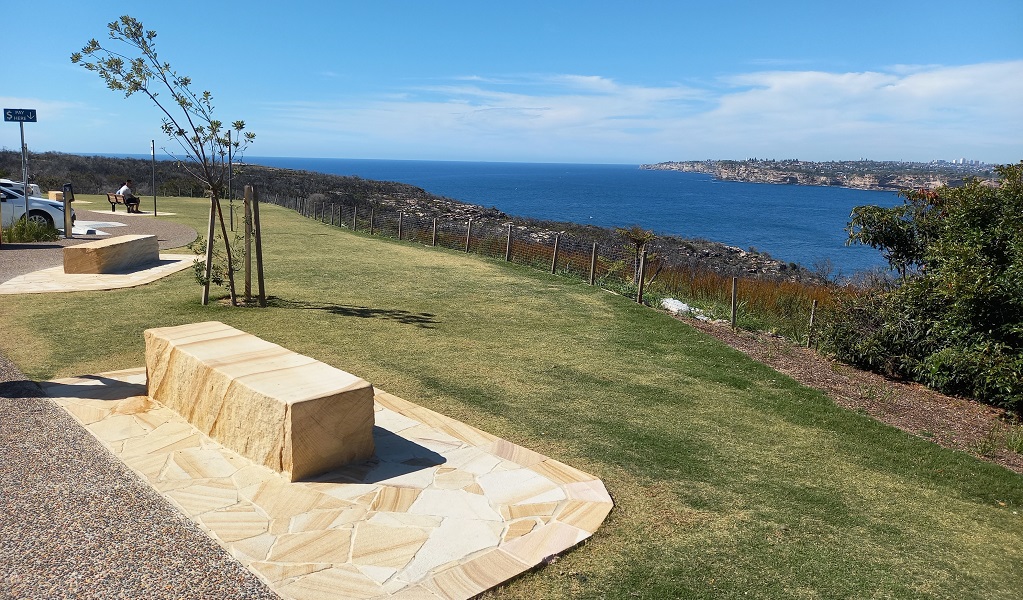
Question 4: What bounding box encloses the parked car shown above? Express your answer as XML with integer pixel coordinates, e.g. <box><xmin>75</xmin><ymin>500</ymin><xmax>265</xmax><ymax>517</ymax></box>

<box><xmin>0</xmin><ymin>187</ymin><xmax>75</xmax><ymax>230</ymax></box>
<box><xmin>0</xmin><ymin>178</ymin><xmax>43</xmax><ymax>198</ymax></box>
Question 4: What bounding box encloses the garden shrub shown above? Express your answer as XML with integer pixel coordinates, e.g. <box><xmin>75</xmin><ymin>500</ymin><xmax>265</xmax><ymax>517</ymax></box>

<box><xmin>2</xmin><ymin>220</ymin><xmax>60</xmax><ymax>243</ymax></box>
<box><xmin>821</xmin><ymin>162</ymin><xmax>1023</xmax><ymax>411</ymax></box>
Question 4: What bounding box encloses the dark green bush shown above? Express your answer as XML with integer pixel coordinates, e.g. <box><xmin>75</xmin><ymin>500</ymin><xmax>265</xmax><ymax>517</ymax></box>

<box><xmin>821</xmin><ymin>162</ymin><xmax>1023</xmax><ymax>412</ymax></box>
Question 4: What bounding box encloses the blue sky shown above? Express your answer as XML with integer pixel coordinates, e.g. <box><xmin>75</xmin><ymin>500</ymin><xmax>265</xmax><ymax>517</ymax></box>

<box><xmin>5</xmin><ymin>0</ymin><xmax>1022</xmax><ymax>164</ymax></box>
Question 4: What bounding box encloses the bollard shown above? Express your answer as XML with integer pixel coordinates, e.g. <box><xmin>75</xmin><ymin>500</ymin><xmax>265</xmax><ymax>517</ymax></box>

<box><xmin>61</xmin><ymin>182</ymin><xmax>75</xmax><ymax>238</ymax></box>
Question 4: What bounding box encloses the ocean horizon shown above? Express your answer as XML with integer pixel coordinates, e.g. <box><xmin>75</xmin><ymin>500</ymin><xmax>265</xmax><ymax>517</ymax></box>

<box><xmin>98</xmin><ymin>153</ymin><xmax>901</xmax><ymax>275</ymax></box>
<box><xmin>248</xmin><ymin>156</ymin><xmax>900</xmax><ymax>276</ymax></box>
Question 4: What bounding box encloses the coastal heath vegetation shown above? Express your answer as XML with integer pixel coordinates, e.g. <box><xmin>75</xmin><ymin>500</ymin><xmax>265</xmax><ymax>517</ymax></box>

<box><xmin>821</xmin><ymin>162</ymin><xmax>1023</xmax><ymax>412</ymax></box>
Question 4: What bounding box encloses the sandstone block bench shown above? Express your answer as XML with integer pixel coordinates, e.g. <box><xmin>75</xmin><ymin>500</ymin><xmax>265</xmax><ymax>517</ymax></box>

<box><xmin>144</xmin><ymin>321</ymin><xmax>375</xmax><ymax>481</ymax></box>
<box><xmin>63</xmin><ymin>234</ymin><xmax>160</xmax><ymax>274</ymax></box>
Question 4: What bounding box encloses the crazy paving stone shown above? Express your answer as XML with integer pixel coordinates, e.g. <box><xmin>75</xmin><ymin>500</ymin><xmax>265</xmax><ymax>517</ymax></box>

<box><xmin>45</xmin><ymin>368</ymin><xmax>614</xmax><ymax>599</ymax></box>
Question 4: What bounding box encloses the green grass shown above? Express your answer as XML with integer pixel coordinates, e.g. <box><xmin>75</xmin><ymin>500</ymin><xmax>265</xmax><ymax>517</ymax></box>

<box><xmin>2</xmin><ymin>195</ymin><xmax>1022</xmax><ymax>599</ymax></box>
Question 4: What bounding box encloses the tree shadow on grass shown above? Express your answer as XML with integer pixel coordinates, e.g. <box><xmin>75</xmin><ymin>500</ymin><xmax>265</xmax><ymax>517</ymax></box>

<box><xmin>268</xmin><ymin>297</ymin><xmax>439</xmax><ymax>328</ymax></box>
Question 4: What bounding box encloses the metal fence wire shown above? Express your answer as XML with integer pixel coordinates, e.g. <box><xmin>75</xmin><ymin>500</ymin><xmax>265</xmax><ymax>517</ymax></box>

<box><xmin>264</xmin><ymin>194</ymin><xmax>656</xmax><ymax>292</ymax></box>
<box><xmin>259</xmin><ymin>194</ymin><xmax>828</xmax><ymax>343</ymax></box>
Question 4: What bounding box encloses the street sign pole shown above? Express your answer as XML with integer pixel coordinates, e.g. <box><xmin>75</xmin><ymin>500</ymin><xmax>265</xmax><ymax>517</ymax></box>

<box><xmin>4</xmin><ymin>109</ymin><xmax>37</xmax><ymax>224</ymax></box>
<box><xmin>20</xmin><ymin>122</ymin><xmax>28</xmax><ymax>219</ymax></box>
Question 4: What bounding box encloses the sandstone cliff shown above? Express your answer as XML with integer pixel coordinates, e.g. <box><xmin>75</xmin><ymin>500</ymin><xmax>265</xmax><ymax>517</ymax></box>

<box><xmin>642</xmin><ymin>160</ymin><xmax>995</xmax><ymax>191</ymax></box>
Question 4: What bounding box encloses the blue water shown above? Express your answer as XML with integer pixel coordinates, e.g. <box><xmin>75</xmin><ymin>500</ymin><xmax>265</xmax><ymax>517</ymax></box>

<box><xmin>247</xmin><ymin>157</ymin><xmax>900</xmax><ymax>275</ymax></box>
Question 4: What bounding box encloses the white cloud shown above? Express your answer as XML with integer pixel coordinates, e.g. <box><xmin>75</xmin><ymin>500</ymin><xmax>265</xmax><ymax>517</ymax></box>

<box><xmin>254</xmin><ymin>61</ymin><xmax>1023</xmax><ymax>163</ymax></box>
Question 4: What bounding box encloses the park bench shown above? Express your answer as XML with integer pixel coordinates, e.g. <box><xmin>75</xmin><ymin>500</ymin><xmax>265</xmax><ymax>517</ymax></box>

<box><xmin>144</xmin><ymin>321</ymin><xmax>376</xmax><ymax>481</ymax></box>
<box><xmin>106</xmin><ymin>193</ymin><xmax>125</xmax><ymax>211</ymax></box>
<box><xmin>107</xmin><ymin>192</ymin><xmax>142</xmax><ymax>213</ymax></box>
<box><xmin>63</xmin><ymin>234</ymin><xmax>160</xmax><ymax>274</ymax></box>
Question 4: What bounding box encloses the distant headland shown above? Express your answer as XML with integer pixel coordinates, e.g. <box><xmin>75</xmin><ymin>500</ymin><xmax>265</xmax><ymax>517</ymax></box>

<box><xmin>640</xmin><ymin>159</ymin><xmax>999</xmax><ymax>191</ymax></box>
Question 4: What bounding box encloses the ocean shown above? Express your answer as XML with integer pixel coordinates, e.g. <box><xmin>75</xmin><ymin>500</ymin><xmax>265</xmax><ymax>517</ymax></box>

<box><xmin>248</xmin><ymin>157</ymin><xmax>901</xmax><ymax>275</ymax></box>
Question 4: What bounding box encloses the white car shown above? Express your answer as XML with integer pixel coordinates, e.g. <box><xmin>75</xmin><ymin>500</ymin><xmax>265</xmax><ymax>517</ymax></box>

<box><xmin>0</xmin><ymin>178</ymin><xmax>43</xmax><ymax>197</ymax></box>
<box><xmin>0</xmin><ymin>187</ymin><xmax>75</xmax><ymax>230</ymax></box>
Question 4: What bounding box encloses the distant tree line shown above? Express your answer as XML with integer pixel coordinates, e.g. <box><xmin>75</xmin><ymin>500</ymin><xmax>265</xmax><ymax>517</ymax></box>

<box><xmin>0</xmin><ymin>150</ymin><xmax>443</xmax><ymax>207</ymax></box>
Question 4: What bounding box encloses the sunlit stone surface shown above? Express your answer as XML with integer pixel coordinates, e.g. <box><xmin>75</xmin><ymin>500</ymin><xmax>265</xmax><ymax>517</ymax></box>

<box><xmin>144</xmin><ymin>321</ymin><xmax>375</xmax><ymax>481</ymax></box>
<box><xmin>45</xmin><ymin>368</ymin><xmax>614</xmax><ymax>600</ymax></box>
<box><xmin>63</xmin><ymin>234</ymin><xmax>160</xmax><ymax>274</ymax></box>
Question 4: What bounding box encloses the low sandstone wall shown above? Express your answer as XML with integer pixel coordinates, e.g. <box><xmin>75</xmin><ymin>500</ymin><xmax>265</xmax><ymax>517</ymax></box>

<box><xmin>63</xmin><ymin>234</ymin><xmax>160</xmax><ymax>274</ymax></box>
<box><xmin>144</xmin><ymin>321</ymin><xmax>375</xmax><ymax>481</ymax></box>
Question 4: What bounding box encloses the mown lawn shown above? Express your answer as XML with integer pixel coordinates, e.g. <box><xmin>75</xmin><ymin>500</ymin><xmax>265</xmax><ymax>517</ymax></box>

<box><xmin>2</xmin><ymin>195</ymin><xmax>1021</xmax><ymax>599</ymax></box>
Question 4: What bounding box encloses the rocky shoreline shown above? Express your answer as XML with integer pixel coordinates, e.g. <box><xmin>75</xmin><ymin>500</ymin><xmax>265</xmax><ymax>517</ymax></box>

<box><xmin>641</xmin><ymin>159</ymin><xmax>998</xmax><ymax>191</ymax></box>
<box><xmin>0</xmin><ymin>151</ymin><xmax>813</xmax><ymax>281</ymax></box>
<box><xmin>280</xmin><ymin>167</ymin><xmax>811</xmax><ymax>282</ymax></box>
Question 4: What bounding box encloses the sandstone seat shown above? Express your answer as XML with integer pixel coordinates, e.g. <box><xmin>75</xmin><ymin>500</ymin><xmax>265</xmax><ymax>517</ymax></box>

<box><xmin>144</xmin><ymin>321</ymin><xmax>375</xmax><ymax>481</ymax></box>
<box><xmin>63</xmin><ymin>234</ymin><xmax>160</xmax><ymax>274</ymax></box>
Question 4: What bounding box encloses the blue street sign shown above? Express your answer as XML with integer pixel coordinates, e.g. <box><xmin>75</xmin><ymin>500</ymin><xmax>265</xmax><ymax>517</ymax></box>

<box><xmin>4</xmin><ymin>108</ymin><xmax>37</xmax><ymax>122</ymax></box>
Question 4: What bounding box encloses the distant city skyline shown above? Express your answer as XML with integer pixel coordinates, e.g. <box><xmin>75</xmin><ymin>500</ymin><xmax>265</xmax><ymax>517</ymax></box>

<box><xmin>3</xmin><ymin>1</ymin><xmax>1022</xmax><ymax>165</ymax></box>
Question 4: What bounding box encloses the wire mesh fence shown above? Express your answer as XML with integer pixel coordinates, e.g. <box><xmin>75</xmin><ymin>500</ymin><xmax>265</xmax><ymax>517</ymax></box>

<box><xmin>264</xmin><ymin>193</ymin><xmax>645</xmax><ymax>288</ymax></box>
<box><xmin>262</xmin><ymin>193</ymin><xmax>828</xmax><ymax>341</ymax></box>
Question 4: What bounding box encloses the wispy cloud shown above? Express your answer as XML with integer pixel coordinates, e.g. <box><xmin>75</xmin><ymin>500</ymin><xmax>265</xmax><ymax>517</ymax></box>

<box><xmin>257</xmin><ymin>61</ymin><xmax>1023</xmax><ymax>163</ymax></box>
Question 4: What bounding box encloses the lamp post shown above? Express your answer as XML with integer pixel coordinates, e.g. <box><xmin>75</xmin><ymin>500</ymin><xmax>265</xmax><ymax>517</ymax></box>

<box><xmin>151</xmin><ymin>140</ymin><xmax>157</xmax><ymax>216</ymax></box>
<box><xmin>228</xmin><ymin>130</ymin><xmax>234</xmax><ymax>231</ymax></box>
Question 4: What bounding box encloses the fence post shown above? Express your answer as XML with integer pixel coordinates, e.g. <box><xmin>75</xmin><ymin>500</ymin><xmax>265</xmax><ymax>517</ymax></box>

<box><xmin>352</xmin><ymin>205</ymin><xmax>358</xmax><ymax>231</ymax></box>
<box><xmin>465</xmin><ymin>218</ymin><xmax>472</xmax><ymax>252</ymax></box>
<box><xmin>505</xmin><ymin>223</ymin><xmax>512</xmax><ymax>261</ymax></box>
<box><xmin>398</xmin><ymin>211</ymin><xmax>403</xmax><ymax>240</ymax></box>
<box><xmin>806</xmin><ymin>298</ymin><xmax>818</xmax><ymax>348</ymax></box>
<box><xmin>370</xmin><ymin>208</ymin><xmax>375</xmax><ymax>235</ymax></box>
<box><xmin>551</xmin><ymin>233</ymin><xmax>561</xmax><ymax>274</ymax></box>
<box><xmin>589</xmin><ymin>242</ymin><xmax>597</xmax><ymax>285</ymax></box>
<box><xmin>730</xmin><ymin>277</ymin><xmax>738</xmax><ymax>329</ymax></box>
<box><xmin>432</xmin><ymin>218</ymin><xmax>438</xmax><ymax>246</ymax></box>
<box><xmin>331</xmin><ymin>205</ymin><xmax>335</xmax><ymax>226</ymax></box>
<box><xmin>636</xmin><ymin>249</ymin><xmax>647</xmax><ymax>303</ymax></box>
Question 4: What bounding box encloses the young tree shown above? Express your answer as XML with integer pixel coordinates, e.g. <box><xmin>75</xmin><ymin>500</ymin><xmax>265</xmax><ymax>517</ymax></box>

<box><xmin>616</xmin><ymin>225</ymin><xmax>657</xmax><ymax>284</ymax></box>
<box><xmin>71</xmin><ymin>15</ymin><xmax>255</xmax><ymax>305</ymax></box>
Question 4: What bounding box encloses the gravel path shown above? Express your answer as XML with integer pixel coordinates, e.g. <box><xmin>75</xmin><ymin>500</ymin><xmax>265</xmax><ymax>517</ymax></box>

<box><xmin>0</xmin><ymin>209</ymin><xmax>199</xmax><ymax>283</ymax></box>
<box><xmin>0</xmin><ymin>211</ymin><xmax>278</xmax><ymax>598</ymax></box>
<box><xmin>0</xmin><ymin>353</ymin><xmax>280</xmax><ymax>599</ymax></box>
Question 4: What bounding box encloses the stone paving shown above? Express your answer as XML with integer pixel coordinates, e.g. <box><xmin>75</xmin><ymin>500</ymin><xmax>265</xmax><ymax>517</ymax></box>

<box><xmin>0</xmin><ymin>253</ymin><xmax>194</xmax><ymax>294</ymax></box>
<box><xmin>43</xmin><ymin>369</ymin><xmax>614</xmax><ymax>599</ymax></box>
<box><xmin>0</xmin><ymin>216</ymin><xmax>190</xmax><ymax>295</ymax></box>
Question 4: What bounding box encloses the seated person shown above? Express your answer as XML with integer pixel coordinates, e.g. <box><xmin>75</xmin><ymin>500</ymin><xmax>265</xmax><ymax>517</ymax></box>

<box><xmin>116</xmin><ymin>179</ymin><xmax>142</xmax><ymax>213</ymax></box>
